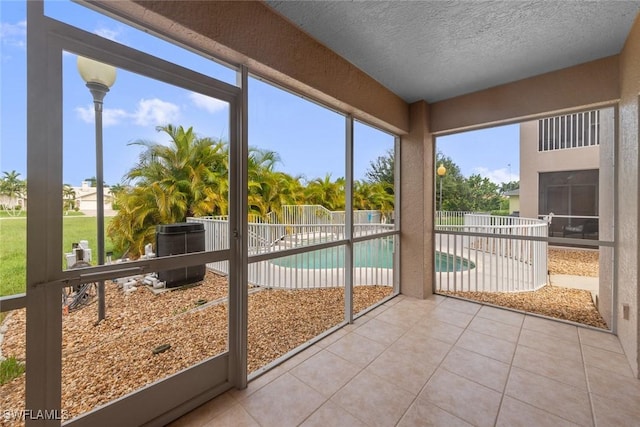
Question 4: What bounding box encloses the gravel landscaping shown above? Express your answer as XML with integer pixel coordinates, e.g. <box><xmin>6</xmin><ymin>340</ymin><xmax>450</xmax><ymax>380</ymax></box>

<box><xmin>441</xmin><ymin>248</ymin><xmax>606</xmax><ymax>328</ymax></box>
<box><xmin>440</xmin><ymin>285</ymin><xmax>607</xmax><ymax>328</ymax></box>
<box><xmin>0</xmin><ymin>271</ymin><xmax>391</xmax><ymax>424</ymax></box>
<box><xmin>548</xmin><ymin>247</ymin><xmax>599</xmax><ymax>277</ymax></box>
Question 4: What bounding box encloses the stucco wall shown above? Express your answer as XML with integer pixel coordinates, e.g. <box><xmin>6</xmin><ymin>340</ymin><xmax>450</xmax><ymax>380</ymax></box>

<box><xmin>519</xmin><ymin>120</ymin><xmax>600</xmax><ymax>219</ymax></box>
<box><xmin>598</xmin><ymin>107</ymin><xmax>616</xmax><ymax>330</ymax></box>
<box><xmin>400</xmin><ymin>101</ymin><xmax>434</xmax><ymax>298</ymax></box>
<box><xmin>430</xmin><ymin>56</ymin><xmax>619</xmax><ymax>134</ymax></box>
<box><xmin>617</xmin><ymin>14</ymin><xmax>640</xmax><ymax>377</ymax></box>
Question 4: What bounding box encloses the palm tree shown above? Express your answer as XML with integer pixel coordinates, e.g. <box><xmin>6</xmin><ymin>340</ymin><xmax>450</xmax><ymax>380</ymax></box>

<box><xmin>247</xmin><ymin>147</ymin><xmax>305</xmax><ymax>219</ymax></box>
<box><xmin>62</xmin><ymin>184</ymin><xmax>77</xmax><ymax>215</ymax></box>
<box><xmin>0</xmin><ymin>170</ymin><xmax>26</xmax><ymax>215</ymax></box>
<box><xmin>304</xmin><ymin>173</ymin><xmax>345</xmax><ymax>211</ymax></box>
<box><xmin>108</xmin><ymin>125</ymin><xmax>229</xmax><ymax>257</ymax></box>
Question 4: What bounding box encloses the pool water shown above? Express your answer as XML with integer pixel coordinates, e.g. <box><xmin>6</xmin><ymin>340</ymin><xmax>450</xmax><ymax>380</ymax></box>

<box><xmin>270</xmin><ymin>242</ymin><xmax>474</xmax><ymax>272</ymax></box>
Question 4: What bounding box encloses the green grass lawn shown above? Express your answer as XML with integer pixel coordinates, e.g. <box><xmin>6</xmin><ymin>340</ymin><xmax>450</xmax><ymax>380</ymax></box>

<box><xmin>0</xmin><ymin>216</ymin><xmax>116</xmax><ymax>297</ymax></box>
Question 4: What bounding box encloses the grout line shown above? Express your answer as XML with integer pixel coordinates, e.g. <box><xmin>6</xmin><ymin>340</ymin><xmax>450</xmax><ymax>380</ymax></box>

<box><xmin>492</xmin><ymin>309</ymin><xmax>524</xmax><ymax>427</ymax></box>
<box><xmin>579</xmin><ymin>330</ymin><xmax>598</xmax><ymax>427</ymax></box>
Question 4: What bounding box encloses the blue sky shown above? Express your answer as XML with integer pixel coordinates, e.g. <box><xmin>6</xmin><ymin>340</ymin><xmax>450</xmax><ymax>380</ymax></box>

<box><xmin>1</xmin><ymin>0</ymin><xmax>519</xmax><ymax>188</ymax></box>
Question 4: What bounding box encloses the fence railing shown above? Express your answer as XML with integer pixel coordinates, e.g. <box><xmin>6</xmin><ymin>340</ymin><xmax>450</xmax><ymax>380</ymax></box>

<box><xmin>187</xmin><ymin>212</ymin><xmax>395</xmax><ymax>289</ymax></box>
<box><xmin>435</xmin><ymin>212</ymin><xmax>548</xmax><ymax>293</ymax></box>
<box><xmin>435</xmin><ymin>211</ymin><xmax>480</xmax><ymax>226</ymax></box>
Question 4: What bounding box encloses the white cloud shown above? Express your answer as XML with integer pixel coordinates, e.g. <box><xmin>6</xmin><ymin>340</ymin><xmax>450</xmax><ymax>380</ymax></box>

<box><xmin>189</xmin><ymin>93</ymin><xmax>227</xmax><ymax>114</ymax></box>
<box><xmin>75</xmin><ymin>105</ymin><xmax>94</xmax><ymax>124</ymax></box>
<box><xmin>132</xmin><ymin>98</ymin><xmax>180</xmax><ymax>126</ymax></box>
<box><xmin>473</xmin><ymin>166</ymin><xmax>518</xmax><ymax>184</ymax></box>
<box><xmin>75</xmin><ymin>104</ymin><xmax>128</xmax><ymax>127</ymax></box>
<box><xmin>94</xmin><ymin>27</ymin><xmax>121</xmax><ymax>42</ymax></box>
<box><xmin>103</xmin><ymin>108</ymin><xmax>129</xmax><ymax>126</ymax></box>
<box><xmin>75</xmin><ymin>98</ymin><xmax>180</xmax><ymax>127</ymax></box>
<box><xmin>0</xmin><ymin>20</ymin><xmax>27</xmax><ymax>49</ymax></box>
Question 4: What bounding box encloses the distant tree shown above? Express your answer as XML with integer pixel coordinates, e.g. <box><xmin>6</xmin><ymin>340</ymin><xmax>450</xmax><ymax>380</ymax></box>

<box><xmin>84</xmin><ymin>177</ymin><xmax>98</xmax><ymax>187</ymax></box>
<box><xmin>0</xmin><ymin>170</ymin><xmax>26</xmax><ymax>215</ymax></box>
<box><xmin>435</xmin><ymin>153</ymin><xmax>468</xmax><ymax>211</ymax></box>
<box><xmin>62</xmin><ymin>184</ymin><xmax>77</xmax><ymax>214</ymax></box>
<box><xmin>500</xmin><ymin>180</ymin><xmax>519</xmax><ymax>194</ymax></box>
<box><xmin>365</xmin><ymin>149</ymin><xmax>394</xmax><ymax>187</ymax></box>
<box><xmin>464</xmin><ymin>174</ymin><xmax>501</xmax><ymax>212</ymax></box>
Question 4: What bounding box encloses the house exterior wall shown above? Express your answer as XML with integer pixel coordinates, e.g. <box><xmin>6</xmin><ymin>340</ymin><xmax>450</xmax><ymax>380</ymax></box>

<box><xmin>509</xmin><ymin>196</ymin><xmax>520</xmax><ymax>214</ymax></box>
<box><xmin>617</xmin><ymin>13</ymin><xmax>640</xmax><ymax>377</ymax></box>
<box><xmin>519</xmin><ymin>120</ymin><xmax>600</xmax><ymax>220</ymax></box>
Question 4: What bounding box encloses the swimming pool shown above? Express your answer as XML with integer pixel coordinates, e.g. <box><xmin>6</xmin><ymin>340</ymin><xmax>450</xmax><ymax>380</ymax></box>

<box><xmin>270</xmin><ymin>242</ymin><xmax>474</xmax><ymax>272</ymax></box>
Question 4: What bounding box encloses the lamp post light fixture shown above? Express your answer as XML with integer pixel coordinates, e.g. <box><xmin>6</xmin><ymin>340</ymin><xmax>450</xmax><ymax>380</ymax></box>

<box><xmin>437</xmin><ymin>163</ymin><xmax>446</xmax><ymax>212</ymax></box>
<box><xmin>77</xmin><ymin>56</ymin><xmax>116</xmax><ymax>322</ymax></box>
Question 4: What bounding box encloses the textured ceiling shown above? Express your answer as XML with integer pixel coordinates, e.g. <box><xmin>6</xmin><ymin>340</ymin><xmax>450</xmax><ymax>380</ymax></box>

<box><xmin>266</xmin><ymin>1</ymin><xmax>640</xmax><ymax>103</ymax></box>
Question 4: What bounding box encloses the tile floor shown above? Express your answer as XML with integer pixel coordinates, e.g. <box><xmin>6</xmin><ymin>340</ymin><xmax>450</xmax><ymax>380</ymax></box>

<box><xmin>167</xmin><ymin>295</ymin><xmax>640</xmax><ymax>427</ymax></box>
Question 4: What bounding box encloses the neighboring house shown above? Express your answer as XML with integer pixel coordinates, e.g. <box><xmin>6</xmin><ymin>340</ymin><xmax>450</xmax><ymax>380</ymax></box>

<box><xmin>0</xmin><ymin>194</ymin><xmax>27</xmax><ymax>211</ymax></box>
<box><xmin>72</xmin><ymin>181</ymin><xmax>113</xmax><ymax>213</ymax></box>
<box><xmin>519</xmin><ymin>108</ymin><xmax>613</xmax><ymax>238</ymax></box>
<box><xmin>503</xmin><ymin>189</ymin><xmax>519</xmax><ymax>215</ymax></box>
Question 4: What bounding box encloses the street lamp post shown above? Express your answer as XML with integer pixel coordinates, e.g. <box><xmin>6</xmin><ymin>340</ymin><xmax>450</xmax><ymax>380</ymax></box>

<box><xmin>437</xmin><ymin>163</ymin><xmax>447</xmax><ymax>212</ymax></box>
<box><xmin>77</xmin><ymin>56</ymin><xmax>116</xmax><ymax>322</ymax></box>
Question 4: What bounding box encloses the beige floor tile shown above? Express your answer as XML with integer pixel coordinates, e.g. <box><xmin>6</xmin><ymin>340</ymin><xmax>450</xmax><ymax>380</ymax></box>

<box><xmin>468</xmin><ymin>316</ymin><xmax>521</xmax><ymax>343</ymax></box>
<box><xmin>393</xmin><ymin>334</ymin><xmax>453</xmax><ymax>366</ymax></box>
<box><xmin>476</xmin><ymin>305</ymin><xmax>524</xmax><ymax>327</ymax></box>
<box><xmin>353</xmin><ymin>317</ymin><xmax>407</xmax><ymax>346</ymax></box>
<box><xmin>518</xmin><ymin>329</ymin><xmax>583</xmax><ymax>362</ymax></box>
<box><xmin>167</xmin><ymin>391</ymin><xmax>237</xmax><ymax>426</ymax></box>
<box><xmin>419</xmin><ymin>369</ymin><xmax>502</xmax><ymax>427</ymax></box>
<box><xmin>279</xmin><ymin>344</ymin><xmax>323</xmax><ymax>370</ymax></box>
<box><xmin>240</xmin><ymin>373</ymin><xmax>325</xmax><ymax>427</ymax></box>
<box><xmin>384</xmin><ymin>294</ymin><xmax>405</xmax><ymax>306</ymax></box>
<box><xmin>375</xmin><ymin>305</ymin><xmax>426</xmax><ymax>329</ymax></box>
<box><xmin>439</xmin><ymin>297</ymin><xmax>482</xmax><ymax>315</ymax></box>
<box><xmin>505</xmin><ymin>367</ymin><xmax>593</xmax><ymax>426</ymax></box>
<box><xmin>455</xmin><ymin>329</ymin><xmax>516</xmax><ymax>363</ymax></box>
<box><xmin>512</xmin><ymin>345</ymin><xmax>587</xmax><ymax>389</ymax></box>
<box><xmin>331</xmin><ymin>370</ymin><xmax>415</xmax><ymax>427</ymax></box>
<box><xmin>426</xmin><ymin>306</ymin><xmax>475</xmax><ymax>328</ymax></box>
<box><xmin>408</xmin><ymin>319</ymin><xmax>465</xmax><ymax>344</ymax></box>
<box><xmin>343</xmin><ymin>313</ymin><xmax>372</xmax><ymax>332</ymax></box>
<box><xmin>441</xmin><ymin>346</ymin><xmax>510</xmax><ymax>392</ymax></box>
<box><xmin>231</xmin><ymin>364</ymin><xmax>287</xmax><ymax>401</ymax></box>
<box><xmin>314</xmin><ymin>327</ymin><xmax>348</xmax><ymax>348</ymax></box>
<box><xmin>591</xmin><ymin>392</ymin><xmax>640</xmax><ymax>426</ymax></box>
<box><xmin>397</xmin><ymin>399</ymin><xmax>472</xmax><ymax>427</ymax></box>
<box><xmin>586</xmin><ymin>365</ymin><xmax>640</xmax><ymax>408</ymax></box>
<box><xmin>326</xmin><ymin>331</ymin><xmax>386</xmax><ymax>367</ymax></box>
<box><xmin>394</xmin><ymin>296</ymin><xmax>441</xmax><ymax>313</ymax></box>
<box><xmin>496</xmin><ymin>396</ymin><xmax>581</xmax><ymax>427</ymax></box>
<box><xmin>290</xmin><ymin>350</ymin><xmax>360</xmax><ymax>397</ymax></box>
<box><xmin>578</xmin><ymin>327</ymin><xmax>623</xmax><ymax>353</ymax></box>
<box><xmin>202</xmin><ymin>403</ymin><xmax>259</xmax><ymax>427</ymax></box>
<box><xmin>300</xmin><ymin>400</ymin><xmax>368</xmax><ymax>427</ymax></box>
<box><xmin>582</xmin><ymin>344</ymin><xmax>634</xmax><ymax>377</ymax></box>
<box><xmin>365</xmin><ymin>346</ymin><xmax>438</xmax><ymax>394</ymax></box>
<box><xmin>522</xmin><ymin>315</ymin><xmax>579</xmax><ymax>342</ymax></box>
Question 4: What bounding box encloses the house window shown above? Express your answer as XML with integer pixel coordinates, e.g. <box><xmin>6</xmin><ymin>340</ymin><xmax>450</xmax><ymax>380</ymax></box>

<box><xmin>539</xmin><ymin>169</ymin><xmax>599</xmax><ymax>236</ymax></box>
<box><xmin>538</xmin><ymin>110</ymin><xmax>599</xmax><ymax>151</ymax></box>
